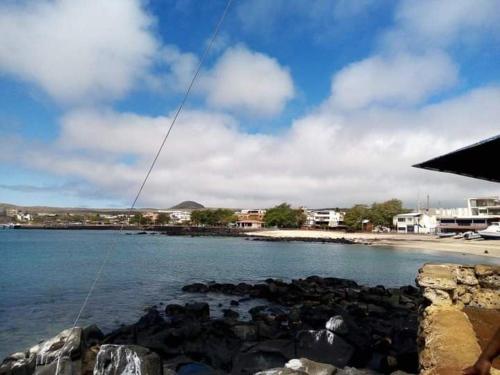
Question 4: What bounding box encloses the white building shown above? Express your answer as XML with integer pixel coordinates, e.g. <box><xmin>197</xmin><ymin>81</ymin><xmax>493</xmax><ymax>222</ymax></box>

<box><xmin>468</xmin><ymin>197</ymin><xmax>500</xmax><ymax>216</ymax></box>
<box><xmin>305</xmin><ymin>209</ymin><xmax>344</xmax><ymax>228</ymax></box>
<box><xmin>393</xmin><ymin>212</ymin><xmax>437</xmax><ymax>234</ymax></box>
<box><xmin>235</xmin><ymin>209</ymin><xmax>266</xmax><ymax>229</ymax></box>
<box><xmin>16</xmin><ymin>212</ymin><xmax>32</xmax><ymax>222</ymax></box>
<box><xmin>160</xmin><ymin>210</ymin><xmax>191</xmax><ymax>224</ymax></box>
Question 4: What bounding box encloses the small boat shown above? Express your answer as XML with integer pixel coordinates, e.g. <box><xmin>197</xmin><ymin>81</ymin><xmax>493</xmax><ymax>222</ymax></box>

<box><xmin>453</xmin><ymin>233</ymin><xmax>465</xmax><ymax>239</ymax></box>
<box><xmin>438</xmin><ymin>232</ymin><xmax>456</xmax><ymax>238</ymax></box>
<box><xmin>478</xmin><ymin>222</ymin><xmax>500</xmax><ymax>239</ymax></box>
<box><xmin>464</xmin><ymin>231</ymin><xmax>481</xmax><ymax>240</ymax></box>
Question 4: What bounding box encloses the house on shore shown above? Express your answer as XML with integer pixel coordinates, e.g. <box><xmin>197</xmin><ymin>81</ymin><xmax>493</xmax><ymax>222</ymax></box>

<box><xmin>235</xmin><ymin>209</ymin><xmax>266</xmax><ymax>229</ymax></box>
<box><xmin>393</xmin><ymin>212</ymin><xmax>437</xmax><ymax>234</ymax></box>
<box><xmin>305</xmin><ymin>209</ymin><xmax>345</xmax><ymax>229</ymax></box>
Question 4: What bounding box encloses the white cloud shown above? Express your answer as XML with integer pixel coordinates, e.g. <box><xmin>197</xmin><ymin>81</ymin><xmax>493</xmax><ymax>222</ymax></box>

<box><xmin>0</xmin><ymin>0</ymin><xmax>158</xmax><ymax>103</ymax></box>
<box><xmin>330</xmin><ymin>52</ymin><xmax>458</xmax><ymax>110</ymax></box>
<box><xmin>199</xmin><ymin>45</ymin><xmax>295</xmax><ymax>116</ymax></box>
<box><xmin>384</xmin><ymin>0</ymin><xmax>500</xmax><ymax>49</ymax></box>
<box><xmin>5</xmin><ymin>86</ymin><xmax>499</xmax><ymax>208</ymax></box>
<box><xmin>157</xmin><ymin>45</ymin><xmax>199</xmax><ymax>93</ymax></box>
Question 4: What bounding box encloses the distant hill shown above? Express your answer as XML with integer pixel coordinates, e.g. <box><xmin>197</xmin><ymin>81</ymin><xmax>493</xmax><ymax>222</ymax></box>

<box><xmin>170</xmin><ymin>201</ymin><xmax>204</xmax><ymax>210</ymax></box>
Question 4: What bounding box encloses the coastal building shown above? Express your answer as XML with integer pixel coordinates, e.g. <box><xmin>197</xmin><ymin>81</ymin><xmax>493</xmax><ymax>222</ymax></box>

<box><xmin>160</xmin><ymin>210</ymin><xmax>191</xmax><ymax>224</ymax></box>
<box><xmin>143</xmin><ymin>212</ymin><xmax>159</xmax><ymax>222</ymax></box>
<box><xmin>417</xmin><ymin>197</ymin><xmax>500</xmax><ymax>234</ymax></box>
<box><xmin>467</xmin><ymin>197</ymin><xmax>500</xmax><ymax>216</ymax></box>
<box><xmin>235</xmin><ymin>209</ymin><xmax>266</xmax><ymax>229</ymax></box>
<box><xmin>305</xmin><ymin>209</ymin><xmax>344</xmax><ymax>228</ymax></box>
<box><xmin>15</xmin><ymin>212</ymin><xmax>32</xmax><ymax>222</ymax></box>
<box><xmin>393</xmin><ymin>212</ymin><xmax>437</xmax><ymax>234</ymax></box>
<box><xmin>6</xmin><ymin>208</ymin><xmax>18</xmax><ymax>217</ymax></box>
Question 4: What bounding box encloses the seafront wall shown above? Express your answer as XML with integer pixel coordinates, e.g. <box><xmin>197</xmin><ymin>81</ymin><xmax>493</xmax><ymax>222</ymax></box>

<box><xmin>416</xmin><ymin>263</ymin><xmax>500</xmax><ymax>374</ymax></box>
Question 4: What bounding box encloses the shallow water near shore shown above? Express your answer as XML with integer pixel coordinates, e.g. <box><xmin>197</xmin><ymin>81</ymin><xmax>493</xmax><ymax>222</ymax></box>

<box><xmin>1</xmin><ymin>229</ymin><xmax>498</xmax><ymax>358</ymax></box>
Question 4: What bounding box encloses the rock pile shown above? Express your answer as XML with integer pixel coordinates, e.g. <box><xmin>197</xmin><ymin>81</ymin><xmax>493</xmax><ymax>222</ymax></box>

<box><xmin>1</xmin><ymin>276</ymin><xmax>422</xmax><ymax>374</ymax></box>
<box><xmin>416</xmin><ymin>263</ymin><xmax>500</xmax><ymax>309</ymax></box>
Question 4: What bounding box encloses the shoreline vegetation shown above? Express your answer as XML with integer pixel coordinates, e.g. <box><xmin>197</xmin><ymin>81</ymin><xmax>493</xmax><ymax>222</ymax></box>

<box><xmin>10</xmin><ymin>225</ymin><xmax>500</xmax><ymax>258</ymax></box>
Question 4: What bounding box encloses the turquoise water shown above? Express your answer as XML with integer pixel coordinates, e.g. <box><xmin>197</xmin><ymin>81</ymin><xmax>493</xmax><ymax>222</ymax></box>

<box><xmin>1</xmin><ymin>229</ymin><xmax>498</xmax><ymax>358</ymax></box>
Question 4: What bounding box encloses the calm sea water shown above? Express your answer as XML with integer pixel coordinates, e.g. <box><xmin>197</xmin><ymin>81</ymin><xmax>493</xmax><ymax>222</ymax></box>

<box><xmin>1</xmin><ymin>229</ymin><xmax>498</xmax><ymax>358</ymax></box>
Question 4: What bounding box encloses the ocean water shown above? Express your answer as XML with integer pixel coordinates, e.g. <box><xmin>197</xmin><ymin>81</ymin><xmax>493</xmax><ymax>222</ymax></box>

<box><xmin>0</xmin><ymin>229</ymin><xmax>498</xmax><ymax>358</ymax></box>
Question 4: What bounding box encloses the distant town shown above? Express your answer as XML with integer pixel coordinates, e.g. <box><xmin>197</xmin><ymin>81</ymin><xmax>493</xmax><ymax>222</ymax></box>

<box><xmin>2</xmin><ymin>196</ymin><xmax>500</xmax><ymax>235</ymax></box>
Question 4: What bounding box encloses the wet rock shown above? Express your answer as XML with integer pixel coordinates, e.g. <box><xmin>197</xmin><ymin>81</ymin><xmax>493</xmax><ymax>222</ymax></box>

<box><xmin>231</xmin><ymin>324</ymin><xmax>258</xmax><ymax>341</ymax></box>
<box><xmin>247</xmin><ymin>340</ymin><xmax>296</xmax><ymax>360</ymax></box>
<box><xmin>176</xmin><ymin>362</ymin><xmax>216</xmax><ymax>375</ymax></box>
<box><xmin>0</xmin><ymin>351</ymin><xmax>36</xmax><ymax>375</ymax></box>
<box><xmin>35</xmin><ymin>357</ymin><xmax>81</xmax><ymax>375</ymax></box>
<box><xmin>223</xmin><ymin>309</ymin><xmax>240</xmax><ymax>320</ymax></box>
<box><xmin>255</xmin><ymin>368</ymin><xmax>308</xmax><ymax>375</ymax></box>
<box><xmin>337</xmin><ymin>367</ymin><xmax>379</xmax><ymax>375</ymax></box>
<box><xmin>166</xmin><ymin>304</ymin><xmax>186</xmax><ymax>317</ymax></box>
<box><xmin>296</xmin><ymin>330</ymin><xmax>354</xmax><ymax>368</ymax></box>
<box><xmin>35</xmin><ymin>327</ymin><xmax>82</xmax><ymax>366</ymax></box>
<box><xmin>230</xmin><ymin>300</ymin><xmax>239</xmax><ymax>307</ymax></box>
<box><xmin>285</xmin><ymin>358</ymin><xmax>337</xmax><ymax>375</ymax></box>
<box><xmin>182</xmin><ymin>283</ymin><xmax>209</xmax><ymax>293</ymax></box>
<box><xmin>94</xmin><ymin>345</ymin><xmax>161</xmax><ymax>375</ymax></box>
<box><xmin>325</xmin><ymin>316</ymin><xmax>348</xmax><ymax>336</ymax></box>
<box><xmin>185</xmin><ymin>302</ymin><xmax>210</xmax><ymax>320</ymax></box>
<box><xmin>136</xmin><ymin>308</ymin><xmax>165</xmax><ymax>329</ymax></box>
<box><xmin>232</xmin><ymin>351</ymin><xmax>288</xmax><ymax>375</ymax></box>
<box><xmin>82</xmin><ymin>325</ymin><xmax>104</xmax><ymax>348</ymax></box>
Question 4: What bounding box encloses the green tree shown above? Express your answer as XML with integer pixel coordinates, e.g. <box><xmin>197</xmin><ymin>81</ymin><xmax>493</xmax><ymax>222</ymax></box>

<box><xmin>370</xmin><ymin>199</ymin><xmax>406</xmax><ymax>227</ymax></box>
<box><xmin>344</xmin><ymin>199</ymin><xmax>407</xmax><ymax>230</ymax></box>
<box><xmin>156</xmin><ymin>213</ymin><xmax>171</xmax><ymax>225</ymax></box>
<box><xmin>264</xmin><ymin>203</ymin><xmax>305</xmax><ymax>228</ymax></box>
<box><xmin>129</xmin><ymin>213</ymin><xmax>143</xmax><ymax>225</ymax></box>
<box><xmin>343</xmin><ymin>204</ymin><xmax>370</xmax><ymax>230</ymax></box>
<box><xmin>190</xmin><ymin>209</ymin><xmax>237</xmax><ymax>226</ymax></box>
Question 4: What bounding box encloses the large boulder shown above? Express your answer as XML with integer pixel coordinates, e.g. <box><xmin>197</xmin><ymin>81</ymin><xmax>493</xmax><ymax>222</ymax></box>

<box><xmin>185</xmin><ymin>303</ymin><xmax>210</xmax><ymax>321</ymax></box>
<box><xmin>0</xmin><ymin>351</ymin><xmax>36</xmax><ymax>375</ymax></box>
<box><xmin>35</xmin><ymin>328</ymin><xmax>82</xmax><ymax>366</ymax></box>
<box><xmin>93</xmin><ymin>345</ymin><xmax>161</xmax><ymax>375</ymax></box>
<box><xmin>255</xmin><ymin>368</ymin><xmax>307</xmax><ymax>375</ymax></box>
<box><xmin>416</xmin><ymin>264</ymin><xmax>457</xmax><ymax>291</ymax></box>
<box><xmin>296</xmin><ymin>330</ymin><xmax>354</xmax><ymax>368</ymax></box>
<box><xmin>285</xmin><ymin>358</ymin><xmax>337</xmax><ymax>375</ymax></box>
<box><xmin>325</xmin><ymin>316</ymin><xmax>348</xmax><ymax>336</ymax></box>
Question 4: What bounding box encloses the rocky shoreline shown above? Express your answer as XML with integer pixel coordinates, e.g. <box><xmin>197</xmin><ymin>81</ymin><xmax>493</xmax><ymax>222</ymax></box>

<box><xmin>1</xmin><ymin>276</ymin><xmax>422</xmax><ymax>375</ymax></box>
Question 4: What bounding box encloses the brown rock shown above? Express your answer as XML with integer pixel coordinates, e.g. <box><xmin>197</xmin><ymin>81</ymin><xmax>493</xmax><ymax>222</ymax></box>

<box><xmin>470</xmin><ymin>289</ymin><xmax>500</xmax><ymax>309</ymax></box>
<box><xmin>456</xmin><ymin>267</ymin><xmax>478</xmax><ymax>286</ymax></box>
<box><xmin>423</xmin><ymin>288</ymin><xmax>452</xmax><ymax>306</ymax></box>
<box><xmin>417</xmin><ymin>264</ymin><xmax>457</xmax><ymax>291</ymax></box>
<box><xmin>419</xmin><ymin>306</ymin><xmax>481</xmax><ymax>375</ymax></box>
<box><xmin>474</xmin><ymin>264</ymin><xmax>499</xmax><ymax>277</ymax></box>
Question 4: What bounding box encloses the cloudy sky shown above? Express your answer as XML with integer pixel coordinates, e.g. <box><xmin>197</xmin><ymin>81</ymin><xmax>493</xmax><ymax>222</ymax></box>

<box><xmin>0</xmin><ymin>0</ymin><xmax>499</xmax><ymax>209</ymax></box>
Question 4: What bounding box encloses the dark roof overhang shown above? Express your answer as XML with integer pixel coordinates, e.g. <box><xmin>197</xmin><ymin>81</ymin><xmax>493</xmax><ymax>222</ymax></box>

<box><xmin>413</xmin><ymin>134</ymin><xmax>500</xmax><ymax>183</ymax></box>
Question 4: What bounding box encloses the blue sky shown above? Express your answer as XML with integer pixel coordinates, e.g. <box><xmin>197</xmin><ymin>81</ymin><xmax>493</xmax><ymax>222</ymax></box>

<box><xmin>0</xmin><ymin>0</ymin><xmax>499</xmax><ymax>209</ymax></box>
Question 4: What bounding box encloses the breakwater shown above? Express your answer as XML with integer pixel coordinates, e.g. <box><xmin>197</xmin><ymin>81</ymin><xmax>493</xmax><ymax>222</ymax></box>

<box><xmin>1</xmin><ymin>276</ymin><xmax>422</xmax><ymax>374</ymax></box>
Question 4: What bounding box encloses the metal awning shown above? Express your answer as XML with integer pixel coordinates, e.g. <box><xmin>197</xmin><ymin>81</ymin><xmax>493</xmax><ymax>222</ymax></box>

<box><xmin>413</xmin><ymin>134</ymin><xmax>500</xmax><ymax>183</ymax></box>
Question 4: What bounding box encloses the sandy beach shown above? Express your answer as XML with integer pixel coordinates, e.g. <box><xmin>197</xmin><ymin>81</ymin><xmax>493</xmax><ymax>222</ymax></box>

<box><xmin>247</xmin><ymin>229</ymin><xmax>500</xmax><ymax>259</ymax></box>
